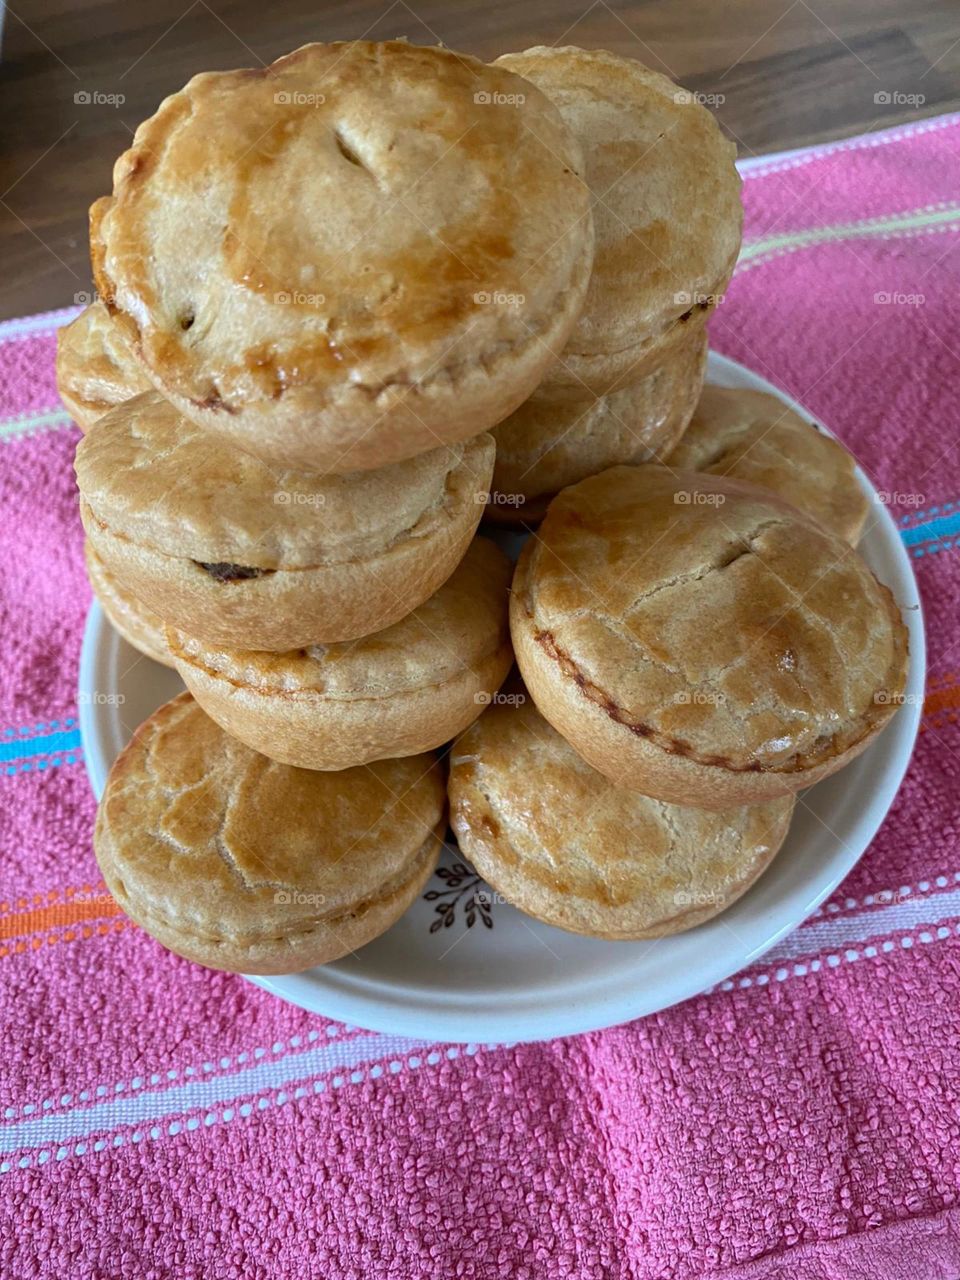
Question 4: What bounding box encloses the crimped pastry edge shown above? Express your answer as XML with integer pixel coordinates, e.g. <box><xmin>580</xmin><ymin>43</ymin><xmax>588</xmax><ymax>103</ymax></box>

<box><xmin>172</xmin><ymin>637</ymin><xmax>514</xmax><ymax>769</ymax></box>
<box><xmin>510</xmin><ymin>519</ymin><xmax>908</xmax><ymax>807</ymax></box>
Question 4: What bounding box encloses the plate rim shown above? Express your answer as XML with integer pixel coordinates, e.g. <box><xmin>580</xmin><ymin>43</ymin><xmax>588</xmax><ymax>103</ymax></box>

<box><xmin>78</xmin><ymin>351</ymin><xmax>927</xmax><ymax>1043</ymax></box>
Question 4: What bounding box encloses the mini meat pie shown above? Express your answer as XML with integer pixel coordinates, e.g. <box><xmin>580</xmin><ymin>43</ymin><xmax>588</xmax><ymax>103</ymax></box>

<box><xmin>94</xmin><ymin>693</ymin><xmax>446</xmax><ymax>974</ymax></box>
<box><xmin>56</xmin><ymin>302</ymin><xmax>150</xmax><ymax>430</ymax></box>
<box><xmin>495</xmin><ymin>46</ymin><xmax>741</xmax><ymax>395</ymax></box>
<box><xmin>667</xmin><ymin>384</ymin><xmax>869</xmax><ymax>544</ymax></box>
<box><xmin>511</xmin><ymin>465</ymin><xmax>908</xmax><ymax>808</ymax></box>
<box><xmin>168</xmin><ymin>539</ymin><xmax>514</xmax><ymax>770</ymax></box>
<box><xmin>91</xmin><ymin>40</ymin><xmax>595</xmax><ymax>472</ymax></box>
<box><xmin>449</xmin><ymin>695</ymin><xmax>794</xmax><ymax>938</ymax></box>
<box><xmin>488</xmin><ymin>329</ymin><xmax>706</xmax><ymax>524</ymax></box>
<box><xmin>75</xmin><ymin>391</ymin><xmax>494</xmax><ymax>650</ymax></box>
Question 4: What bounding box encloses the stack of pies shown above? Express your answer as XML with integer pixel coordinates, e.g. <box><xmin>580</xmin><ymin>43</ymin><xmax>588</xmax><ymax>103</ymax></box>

<box><xmin>60</xmin><ymin>40</ymin><xmax>907</xmax><ymax>977</ymax></box>
<box><xmin>485</xmin><ymin>46</ymin><xmax>741</xmax><ymax>522</ymax></box>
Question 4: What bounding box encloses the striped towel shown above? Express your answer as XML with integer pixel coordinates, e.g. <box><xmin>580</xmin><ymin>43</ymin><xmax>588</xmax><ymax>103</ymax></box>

<box><xmin>1</xmin><ymin>113</ymin><xmax>959</xmax><ymax>1279</ymax></box>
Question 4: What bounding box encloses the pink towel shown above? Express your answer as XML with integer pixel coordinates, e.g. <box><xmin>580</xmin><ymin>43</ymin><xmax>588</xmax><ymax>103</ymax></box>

<box><xmin>2</xmin><ymin>114</ymin><xmax>960</xmax><ymax>1279</ymax></box>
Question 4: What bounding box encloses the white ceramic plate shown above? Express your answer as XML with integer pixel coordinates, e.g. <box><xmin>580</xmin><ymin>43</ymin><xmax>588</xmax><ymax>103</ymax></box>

<box><xmin>79</xmin><ymin>353</ymin><xmax>925</xmax><ymax>1043</ymax></box>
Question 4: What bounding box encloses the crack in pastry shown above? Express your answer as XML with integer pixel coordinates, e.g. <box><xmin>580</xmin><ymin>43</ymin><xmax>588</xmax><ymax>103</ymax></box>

<box><xmin>194</xmin><ymin>561</ymin><xmax>271</xmax><ymax>583</ymax></box>
<box><xmin>128</xmin><ymin>837</ymin><xmax>439</xmax><ymax>950</ymax></box>
<box><xmin>619</xmin><ymin>518</ymin><xmax>788</xmax><ymax>617</ymax></box>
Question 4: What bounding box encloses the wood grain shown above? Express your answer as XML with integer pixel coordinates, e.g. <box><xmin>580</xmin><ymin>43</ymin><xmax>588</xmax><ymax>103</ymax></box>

<box><xmin>1</xmin><ymin>0</ymin><xmax>956</xmax><ymax>319</ymax></box>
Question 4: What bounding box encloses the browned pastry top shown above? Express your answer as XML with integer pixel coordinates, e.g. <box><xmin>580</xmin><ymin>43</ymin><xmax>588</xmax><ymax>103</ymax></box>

<box><xmin>667</xmin><ymin>385</ymin><xmax>869</xmax><ymax>544</ymax></box>
<box><xmin>92</xmin><ymin>41</ymin><xmax>592</xmax><ymax>419</ymax></box>
<box><xmin>495</xmin><ymin>45</ymin><xmax>742</xmax><ymax>360</ymax></box>
<box><xmin>513</xmin><ymin>465</ymin><xmax>908</xmax><ymax>774</ymax></box>
<box><xmin>95</xmin><ymin>693</ymin><xmax>445</xmax><ymax>948</ymax></box>
<box><xmin>450</xmin><ymin>695</ymin><xmax>794</xmax><ymax>936</ymax></box>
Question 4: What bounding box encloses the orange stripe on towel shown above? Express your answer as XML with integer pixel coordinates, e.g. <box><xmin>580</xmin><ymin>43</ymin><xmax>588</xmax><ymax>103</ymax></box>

<box><xmin>924</xmin><ymin>683</ymin><xmax>960</xmax><ymax>719</ymax></box>
<box><xmin>0</xmin><ymin>895</ymin><xmax>123</xmax><ymax>943</ymax></box>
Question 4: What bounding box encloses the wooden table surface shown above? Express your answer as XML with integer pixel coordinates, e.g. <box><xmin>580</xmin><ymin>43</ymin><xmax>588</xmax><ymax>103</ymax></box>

<box><xmin>1</xmin><ymin>0</ymin><xmax>956</xmax><ymax>320</ymax></box>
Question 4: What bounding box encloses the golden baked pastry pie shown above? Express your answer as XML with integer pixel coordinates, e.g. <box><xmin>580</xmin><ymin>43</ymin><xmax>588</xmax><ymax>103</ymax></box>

<box><xmin>511</xmin><ymin>465</ymin><xmax>908</xmax><ymax>808</ymax></box>
<box><xmin>85</xmin><ymin>540</ymin><xmax>172</xmax><ymax>668</ymax></box>
<box><xmin>487</xmin><ymin>329</ymin><xmax>706</xmax><ymax>525</ymax></box>
<box><xmin>75</xmin><ymin>391</ymin><xmax>494</xmax><ymax>650</ymax></box>
<box><xmin>91</xmin><ymin>40</ymin><xmax>595</xmax><ymax>473</ymax></box>
<box><xmin>666</xmin><ymin>385</ymin><xmax>869</xmax><ymax>544</ymax></box>
<box><xmin>495</xmin><ymin>46</ymin><xmax>741</xmax><ymax>395</ymax></box>
<box><xmin>94</xmin><ymin>693</ymin><xmax>445</xmax><ymax>974</ymax></box>
<box><xmin>449</xmin><ymin>694</ymin><xmax>794</xmax><ymax>938</ymax></box>
<box><xmin>56</xmin><ymin>302</ymin><xmax>150</xmax><ymax>431</ymax></box>
<box><xmin>168</xmin><ymin>539</ymin><xmax>513</xmax><ymax>770</ymax></box>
